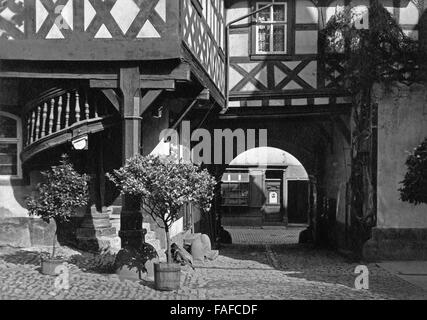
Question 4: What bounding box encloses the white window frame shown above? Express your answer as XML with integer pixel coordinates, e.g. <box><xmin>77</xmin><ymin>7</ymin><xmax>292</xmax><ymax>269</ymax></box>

<box><xmin>0</xmin><ymin>111</ymin><xmax>22</xmax><ymax>180</ymax></box>
<box><xmin>255</xmin><ymin>2</ymin><xmax>288</xmax><ymax>54</ymax></box>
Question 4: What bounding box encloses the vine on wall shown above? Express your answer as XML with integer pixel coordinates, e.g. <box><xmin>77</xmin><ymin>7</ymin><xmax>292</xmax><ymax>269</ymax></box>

<box><xmin>320</xmin><ymin>0</ymin><xmax>422</xmax><ymax>254</ymax></box>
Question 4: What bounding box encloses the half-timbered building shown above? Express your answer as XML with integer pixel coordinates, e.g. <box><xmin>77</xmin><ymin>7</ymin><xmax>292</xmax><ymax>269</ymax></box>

<box><xmin>0</xmin><ymin>0</ymin><xmax>227</xmax><ymax>251</ymax></box>
<box><xmin>1</xmin><ymin>0</ymin><xmax>427</xmax><ymax>260</ymax></box>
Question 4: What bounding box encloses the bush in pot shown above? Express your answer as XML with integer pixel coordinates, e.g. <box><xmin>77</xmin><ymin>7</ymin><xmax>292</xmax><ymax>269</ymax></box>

<box><xmin>108</xmin><ymin>154</ymin><xmax>216</xmax><ymax>290</ymax></box>
<box><xmin>27</xmin><ymin>155</ymin><xmax>89</xmax><ymax>275</ymax></box>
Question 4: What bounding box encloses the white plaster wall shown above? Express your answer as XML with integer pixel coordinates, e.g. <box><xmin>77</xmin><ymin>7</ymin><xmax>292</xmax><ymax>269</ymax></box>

<box><xmin>296</xmin><ymin>0</ymin><xmax>318</xmax><ymax>24</ymax></box>
<box><xmin>0</xmin><ymin>184</ymin><xmax>30</xmax><ymax>218</ymax></box>
<box><xmin>230</xmin><ymin>33</ymin><xmax>248</xmax><ymax>56</ymax></box>
<box><xmin>375</xmin><ymin>82</ymin><xmax>427</xmax><ymax>228</ymax></box>
<box><xmin>226</xmin><ymin>1</ymin><xmax>249</xmax><ymax>25</ymax></box>
<box><xmin>295</xmin><ymin>31</ymin><xmax>318</xmax><ymax>54</ymax></box>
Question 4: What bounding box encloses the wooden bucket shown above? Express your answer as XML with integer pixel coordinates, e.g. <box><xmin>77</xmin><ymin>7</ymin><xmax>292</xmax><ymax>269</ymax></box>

<box><xmin>41</xmin><ymin>257</ymin><xmax>64</xmax><ymax>276</ymax></box>
<box><xmin>154</xmin><ymin>263</ymin><xmax>181</xmax><ymax>291</ymax></box>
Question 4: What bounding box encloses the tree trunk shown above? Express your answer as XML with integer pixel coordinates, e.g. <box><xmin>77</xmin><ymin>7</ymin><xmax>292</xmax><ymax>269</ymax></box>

<box><xmin>165</xmin><ymin>226</ymin><xmax>172</xmax><ymax>264</ymax></box>
<box><xmin>52</xmin><ymin>228</ymin><xmax>57</xmax><ymax>258</ymax></box>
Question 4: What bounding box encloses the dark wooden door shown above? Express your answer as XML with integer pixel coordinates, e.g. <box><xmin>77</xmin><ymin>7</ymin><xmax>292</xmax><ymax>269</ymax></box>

<box><xmin>287</xmin><ymin>180</ymin><xmax>309</xmax><ymax>224</ymax></box>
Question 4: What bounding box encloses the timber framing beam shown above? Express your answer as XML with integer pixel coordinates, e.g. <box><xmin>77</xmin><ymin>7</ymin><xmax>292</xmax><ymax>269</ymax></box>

<box><xmin>140</xmin><ymin>90</ymin><xmax>163</xmax><ymax>116</ymax></box>
<box><xmin>169</xmin><ymin>88</ymin><xmax>208</xmax><ymax>131</ymax></box>
<box><xmin>0</xmin><ymin>61</ymin><xmax>191</xmax><ymax>88</ymax></box>
<box><xmin>218</xmin><ymin>104</ymin><xmax>352</xmax><ymax>120</ymax></box>
<box><xmin>90</xmin><ymin>79</ymin><xmax>176</xmax><ymax>90</ymax></box>
<box><xmin>101</xmin><ymin>89</ymin><xmax>120</xmax><ymax>112</ymax></box>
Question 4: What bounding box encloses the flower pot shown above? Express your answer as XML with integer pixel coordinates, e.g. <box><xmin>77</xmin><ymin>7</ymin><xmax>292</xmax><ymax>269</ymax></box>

<box><xmin>153</xmin><ymin>262</ymin><xmax>181</xmax><ymax>291</ymax></box>
<box><xmin>41</xmin><ymin>257</ymin><xmax>65</xmax><ymax>276</ymax></box>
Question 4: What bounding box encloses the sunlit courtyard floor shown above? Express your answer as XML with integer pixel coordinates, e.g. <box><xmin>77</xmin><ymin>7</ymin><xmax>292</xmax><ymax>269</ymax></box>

<box><xmin>0</xmin><ymin>242</ymin><xmax>426</xmax><ymax>300</ymax></box>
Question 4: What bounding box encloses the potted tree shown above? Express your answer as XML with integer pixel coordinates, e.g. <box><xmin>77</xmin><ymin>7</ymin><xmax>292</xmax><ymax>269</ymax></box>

<box><xmin>27</xmin><ymin>155</ymin><xmax>89</xmax><ymax>276</ymax></box>
<box><xmin>108</xmin><ymin>155</ymin><xmax>216</xmax><ymax>291</ymax></box>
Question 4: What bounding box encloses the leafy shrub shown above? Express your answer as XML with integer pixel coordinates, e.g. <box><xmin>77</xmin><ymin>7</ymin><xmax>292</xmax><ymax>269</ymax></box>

<box><xmin>108</xmin><ymin>155</ymin><xmax>217</xmax><ymax>263</ymax></box>
<box><xmin>27</xmin><ymin>155</ymin><xmax>90</xmax><ymax>257</ymax></box>
<box><xmin>399</xmin><ymin>138</ymin><xmax>427</xmax><ymax>205</ymax></box>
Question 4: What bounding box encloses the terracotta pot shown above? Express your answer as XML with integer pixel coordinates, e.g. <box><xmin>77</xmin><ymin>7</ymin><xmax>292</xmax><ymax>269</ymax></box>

<box><xmin>154</xmin><ymin>262</ymin><xmax>181</xmax><ymax>291</ymax></box>
<box><xmin>40</xmin><ymin>257</ymin><xmax>65</xmax><ymax>276</ymax></box>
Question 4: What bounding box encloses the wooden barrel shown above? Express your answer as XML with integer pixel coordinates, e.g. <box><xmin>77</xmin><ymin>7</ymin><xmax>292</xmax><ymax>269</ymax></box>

<box><xmin>154</xmin><ymin>263</ymin><xmax>181</xmax><ymax>291</ymax></box>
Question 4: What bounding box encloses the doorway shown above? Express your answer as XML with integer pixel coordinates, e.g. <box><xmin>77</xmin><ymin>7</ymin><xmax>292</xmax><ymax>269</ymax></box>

<box><xmin>287</xmin><ymin>180</ymin><xmax>309</xmax><ymax>224</ymax></box>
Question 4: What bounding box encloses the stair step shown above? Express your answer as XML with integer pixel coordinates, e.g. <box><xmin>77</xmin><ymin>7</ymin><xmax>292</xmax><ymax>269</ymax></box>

<box><xmin>109</xmin><ymin>206</ymin><xmax>122</xmax><ymax>215</ymax></box>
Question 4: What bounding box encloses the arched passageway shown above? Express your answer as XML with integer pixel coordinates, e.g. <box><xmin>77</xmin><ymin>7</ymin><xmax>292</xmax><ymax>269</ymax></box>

<box><xmin>220</xmin><ymin>147</ymin><xmax>310</xmax><ymax>228</ymax></box>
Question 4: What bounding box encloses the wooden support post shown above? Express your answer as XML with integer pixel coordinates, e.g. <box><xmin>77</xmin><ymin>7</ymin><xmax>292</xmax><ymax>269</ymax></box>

<box><xmin>118</xmin><ymin>66</ymin><xmax>145</xmax><ymax>249</ymax></box>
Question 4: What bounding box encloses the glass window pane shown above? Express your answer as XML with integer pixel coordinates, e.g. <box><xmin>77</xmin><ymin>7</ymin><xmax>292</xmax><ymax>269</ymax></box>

<box><xmin>273</xmin><ymin>5</ymin><xmax>285</xmax><ymax>21</ymax></box>
<box><xmin>0</xmin><ymin>115</ymin><xmax>17</xmax><ymax>138</ymax></box>
<box><xmin>273</xmin><ymin>25</ymin><xmax>286</xmax><ymax>52</ymax></box>
<box><xmin>257</xmin><ymin>6</ymin><xmax>271</xmax><ymax>22</ymax></box>
<box><xmin>0</xmin><ymin>143</ymin><xmax>17</xmax><ymax>175</ymax></box>
<box><xmin>257</xmin><ymin>25</ymin><xmax>271</xmax><ymax>52</ymax></box>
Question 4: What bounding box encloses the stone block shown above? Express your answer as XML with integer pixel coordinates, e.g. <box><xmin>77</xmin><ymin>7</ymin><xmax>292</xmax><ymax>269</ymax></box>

<box><xmin>76</xmin><ymin>227</ymin><xmax>117</xmax><ymax>239</ymax></box>
<box><xmin>29</xmin><ymin>219</ymin><xmax>57</xmax><ymax>246</ymax></box>
<box><xmin>363</xmin><ymin>228</ymin><xmax>427</xmax><ymax>261</ymax></box>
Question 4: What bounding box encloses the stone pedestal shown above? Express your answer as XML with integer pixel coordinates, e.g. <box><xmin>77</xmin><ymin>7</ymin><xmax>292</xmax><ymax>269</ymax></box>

<box><xmin>76</xmin><ymin>206</ymin><xmax>121</xmax><ymax>252</ymax></box>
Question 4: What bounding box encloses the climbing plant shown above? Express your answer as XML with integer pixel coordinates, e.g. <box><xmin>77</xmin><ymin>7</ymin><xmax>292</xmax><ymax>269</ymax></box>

<box><xmin>320</xmin><ymin>0</ymin><xmax>422</xmax><ymax>254</ymax></box>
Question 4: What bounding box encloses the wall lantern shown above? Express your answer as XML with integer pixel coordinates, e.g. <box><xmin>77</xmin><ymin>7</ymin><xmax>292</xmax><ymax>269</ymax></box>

<box><xmin>71</xmin><ymin>135</ymin><xmax>88</xmax><ymax>151</ymax></box>
<box><xmin>152</xmin><ymin>106</ymin><xmax>163</xmax><ymax>119</ymax></box>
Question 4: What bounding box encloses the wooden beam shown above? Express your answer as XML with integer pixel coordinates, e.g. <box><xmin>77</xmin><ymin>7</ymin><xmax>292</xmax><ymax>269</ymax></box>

<box><xmin>140</xmin><ymin>90</ymin><xmax>163</xmax><ymax>116</ymax></box>
<box><xmin>197</xmin><ymin>89</ymin><xmax>210</xmax><ymax>101</ymax></box>
<box><xmin>90</xmin><ymin>79</ymin><xmax>175</xmax><ymax>90</ymax></box>
<box><xmin>1</xmin><ymin>62</ymin><xmax>191</xmax><ymax>82</ymax></box>
<box><xmin>0</xmin><ymin>72</ymin><xmax>117</xmax><ymax>80</ymax></box>
<box><xmin>101</xmin><ymin>89</ymin><xmax>120</xmax><ymax>112</ymax></box>
<box><xmin>170</xmin><ymin>99</ymin><xmax>199</xmax><ymax>132</ymax></box>
<box><xmin>218</xmin><ymin>105</ymin><xmax>352</xmax><ymax>119</ymax></box>
<box><xmin>141</xmin><ymin>80</ymin><xmax>175</xmax><ymax>90</ymax></box>
<box><xmin>181</xmin><ymin>44</ymin><xmax>226</xmax><ymax>108</ymax></box>
<box><xmin>118</xmin><ymin>65</ymin><xmax>144</xmax><ymax>249</ymax></box>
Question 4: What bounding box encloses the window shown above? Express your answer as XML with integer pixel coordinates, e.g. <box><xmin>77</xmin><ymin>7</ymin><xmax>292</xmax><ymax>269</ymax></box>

<box><xmin>255</xmin><ymin>2</ymin><xmax>287</xmax><ymax>54</ymax></box>
<box><xmin>221</xmin><ymin>171</ymin><xmax>250</xmax><ymax>206</ymax></box>
<box><xmin>0</xmin><ymin>112</ymin><xmax>21</xmax><ymax>178</ymax></box>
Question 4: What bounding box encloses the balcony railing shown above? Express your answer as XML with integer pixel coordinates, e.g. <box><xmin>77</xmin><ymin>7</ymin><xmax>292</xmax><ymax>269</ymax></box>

<box><xmin>22</xmin><ymin>88</ymin><xmax>117</xmax><ymax>162</ymax></box>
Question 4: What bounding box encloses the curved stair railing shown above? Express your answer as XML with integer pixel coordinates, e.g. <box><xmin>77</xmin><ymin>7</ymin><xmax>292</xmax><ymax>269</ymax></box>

<box><xmin>22</xmin><ymin>88</ymin><xmax>119</xmax><ymax>163</ymax></box>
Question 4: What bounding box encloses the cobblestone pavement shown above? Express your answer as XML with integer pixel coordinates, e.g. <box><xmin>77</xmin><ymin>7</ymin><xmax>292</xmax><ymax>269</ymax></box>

<box><xmin>1</xmin><ymin>243</ymin><xmax>426</xmax><ymax>300</ymax></box>
<box><xmin>225</xmin><ymin>226</ymin><xmax>304</xmax><ymax>245</ymax></box>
